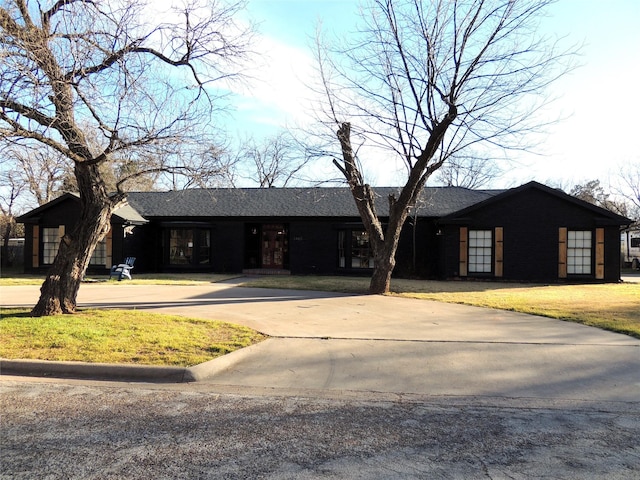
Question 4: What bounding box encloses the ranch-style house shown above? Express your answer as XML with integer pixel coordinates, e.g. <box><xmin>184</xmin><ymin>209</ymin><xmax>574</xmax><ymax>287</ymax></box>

<box><xmin>17</xmin><ymin>181</ymin><xmax>632</xmax><ymax>283</ymax></box>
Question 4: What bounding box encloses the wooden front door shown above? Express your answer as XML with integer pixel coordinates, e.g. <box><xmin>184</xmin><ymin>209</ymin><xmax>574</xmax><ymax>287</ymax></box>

<box><xmin>261</xmin><ymin>224</ymin><xmax>285</xmax><ymax>269</ymax></box>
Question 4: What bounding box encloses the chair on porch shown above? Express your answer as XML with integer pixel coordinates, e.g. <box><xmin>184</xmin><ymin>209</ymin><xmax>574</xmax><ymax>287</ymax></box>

<box><xmin>109</xmin><ymin>257</ymin><xmax>136</xmax><ymax>281</ymax></box>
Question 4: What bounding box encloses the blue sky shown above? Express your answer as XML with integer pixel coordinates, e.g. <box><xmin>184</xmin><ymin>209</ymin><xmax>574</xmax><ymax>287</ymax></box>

<box><xmin>231</xmin><ymin>0</ymin><xmax>640</xmax><ymax>189</ymax></box>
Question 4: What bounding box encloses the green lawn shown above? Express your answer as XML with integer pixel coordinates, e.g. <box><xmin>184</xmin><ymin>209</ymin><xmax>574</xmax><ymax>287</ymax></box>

<box><xmin>0</xmin><ymin>308</ymin><xmax>266</xmax><ymax>366</ymax></box>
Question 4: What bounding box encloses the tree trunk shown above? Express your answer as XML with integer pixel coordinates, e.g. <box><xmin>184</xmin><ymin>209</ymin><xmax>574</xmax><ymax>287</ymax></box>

<box><xmin>1</xmin><ymin>221</ymin><xmax>11</xmax><ymax>268</ymax></box>
<box><xmin>369</xmin><ymin>252</ymin><xmax>395</xmax><ymax>294</ymax></box>
<box><xmin>31</xmin><ymin>163</ymin><xmax>115</xmax><ymax>316</ymax></box>
<box><xmin>368</xmin><ymin>217</ymin><xmax>404</xmax><ymax>295</ymax></box>
<box><xmin>335</xmin><ymin>122</ymin><xmax>415</xmax><ymax>295</ymax></box>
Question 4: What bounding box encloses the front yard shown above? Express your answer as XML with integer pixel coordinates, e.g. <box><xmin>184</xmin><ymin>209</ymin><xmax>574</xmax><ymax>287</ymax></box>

<box><xmin>1</xmin><ymin>273</ymin><xmax>638</xmax><ymax>367</ymax></box>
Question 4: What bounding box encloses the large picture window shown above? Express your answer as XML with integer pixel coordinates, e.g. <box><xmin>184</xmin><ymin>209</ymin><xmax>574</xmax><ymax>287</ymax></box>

<box><xmin>168</xmin><ymin>228</ymin><xmax>211</xmax><ymax>266</ymax></box>
<box><xmin>567</xmin><ymin>230</ymin><xmax>592</xmax><ymax>274</ymax></box>
<box><xmin>468</xmin><ymin>230</ymin><xmax>492</xmax><ymax>273</ymax></box>
<box><xmin>42</xmin><ymin>227</ymin><xmax>60</xmax><ymax>264</ymax></box>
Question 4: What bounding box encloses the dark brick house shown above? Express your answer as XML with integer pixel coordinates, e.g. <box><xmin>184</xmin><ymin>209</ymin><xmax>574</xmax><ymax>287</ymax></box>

<box><xmin>18</xmin><ymin>181</ymin><xmax>632</xmax><ymax>282</ymax></box>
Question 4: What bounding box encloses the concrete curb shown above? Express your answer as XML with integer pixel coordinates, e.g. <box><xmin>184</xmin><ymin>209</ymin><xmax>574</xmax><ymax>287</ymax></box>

<box><xmin>1</xmin><ymin>358</ymin><xmax>190</xmax><ymax>383</ymax></box>
<box><xmin>0</xmin><ymin>340</ymin><xmax>268</xmax><ymax>383</ymax></box>
<box><xmin>183</xmin><ymin>338</ymin><xmax>272</xmax><ymax>382</ymax></box>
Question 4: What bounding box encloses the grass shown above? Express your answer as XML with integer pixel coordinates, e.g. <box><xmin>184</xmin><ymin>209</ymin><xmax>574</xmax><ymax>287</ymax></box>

<box><xmin>101</xmin><ymin>273</ymin><xmax>242</xmax><ymax>285</ymax></box>
<box><xmin>395</xmin><ymin>283</ymin><xmax>640</xmax><ymax>339</ymax></box>
<box><xmin>0</xmin><ymin>274</ymin><xmax>48</xmax><ymax>286</ymax></box>
<box><xmin>0</xmin><ymin>308</ymin><xmax>266</xmax><ymax>366</ymax></box>
<box><xmin>0</xmin><ymin>272</ymin><xmax>241</xmax><ymax>286</ymax></box>
<box><xmin>242</xmin><ymin>275</ymin><xmax>374</xmax><ymax>294</ymax></box>
<box><xmin>243</xmin><ymin>275</ymin><xmax>640</xmax><ymax>339</ymax></box>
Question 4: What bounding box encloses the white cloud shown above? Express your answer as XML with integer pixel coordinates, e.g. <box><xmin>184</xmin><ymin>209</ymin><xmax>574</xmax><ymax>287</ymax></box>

<box><xmin>231</xmin><ymin>35</ymin><xmax>318</xmax><ymax>130</ymax></box>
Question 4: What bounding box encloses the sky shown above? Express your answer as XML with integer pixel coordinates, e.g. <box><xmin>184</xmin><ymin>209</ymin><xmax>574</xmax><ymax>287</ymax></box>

<box><xmin>226</xmin><ymin>0</ymin><xmax>640</xmax><ymax>190</ymax></box>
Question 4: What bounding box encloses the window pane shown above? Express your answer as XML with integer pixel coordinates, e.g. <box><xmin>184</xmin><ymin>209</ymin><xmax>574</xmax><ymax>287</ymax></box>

<box><xmin>89</xmin><ymin>239</ymin><xmax>106</xmax><ymax>266</ymax></box>
<box><xmin>169</xmin><ymin>229</ymin><xmax>194</xmax><ymax>265</ymax></box>
<box><xmin>567</xmin><ymin>230</ymin><xmax>592</xmax><ymax>275</ymax></box>
<box><xmin>42</xmin><ymin>227</ymin><xmax>60</xmax><ymax>264</ymax></box>
<box><xmin>199</xmin><ymin>230</ymin><xmax>211</xmax><ymax>265</ymax></box>
<box><xmin>468</xmin><ymin>229</ymin><xmax>492</xmax><ymax>273</ymax></box>
<box><xmin>338</xmin><ymin>231</ymin><xmax>346</xmax><ymax>268</ymax></box>
<box><xmin>351</xmin><ymin>230</ymin><xmax>373</xmax><ymax>268</ymax></box>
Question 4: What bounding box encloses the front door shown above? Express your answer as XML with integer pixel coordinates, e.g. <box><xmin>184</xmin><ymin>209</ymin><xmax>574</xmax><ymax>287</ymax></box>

<box><xmin>262</xmin><ymin>224</ymin><xmax>286</xmax><ymax>269</ymax></box>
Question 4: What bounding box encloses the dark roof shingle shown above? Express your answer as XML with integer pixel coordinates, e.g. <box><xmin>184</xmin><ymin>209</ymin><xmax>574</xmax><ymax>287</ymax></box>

<box><xmin>124</xmin><ymin>187</ymin><xmax>501</xmax><ymax>219</ymax></box>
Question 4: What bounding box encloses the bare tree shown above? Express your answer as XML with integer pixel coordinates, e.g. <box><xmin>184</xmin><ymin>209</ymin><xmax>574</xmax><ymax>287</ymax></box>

<box><xmin>110</xmin><ymin>155</ymin><xmax>158</xmax><ymax>192</ymax></box>
<box><xmin>0</xmin><ymin>0</ymin><xmax>251</xmax><ymax>315</ymax></box>
<box><xmin>157</xmin><ymin>144</ymin><xmax>239</xmax><ymax>190</ymax></box>
<box><xmin>434</xmin><ymin>154</ymin><xmax>502</xmax><ymax>189</ymax></box>
<box><xmin>569</xmin><ymin>179</ymin><xmax>628</xmax><ymax>217</ymax></box>
<box><xmin>1</xmin><ymin>146</ymin><xmax>69</xmax><ymax>206</ymax></box>
<box><xmin>0</xmin><ymin>168</ymin><xmax>26</xmax><ymax>267</ymax></box>
<box><xmin>314</xmin><ymin>0</ymin><xmax>574</xmax><ymax>293</ymax></box>
<box><xmin>236</xmin><ymin>131</ymin><xmax>315</xmax><ymax>187</ymax></box>
<box><xmin>613</xmin><ymin>162</ymin><xmax>640</xmax><ymax>222</ymax></box>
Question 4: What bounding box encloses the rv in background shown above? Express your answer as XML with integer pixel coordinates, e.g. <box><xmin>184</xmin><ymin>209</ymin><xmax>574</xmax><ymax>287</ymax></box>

<box><xmin>622</xmin><ymin>229</ymin><xmax>640</xmax><ymax>268</ymax></box>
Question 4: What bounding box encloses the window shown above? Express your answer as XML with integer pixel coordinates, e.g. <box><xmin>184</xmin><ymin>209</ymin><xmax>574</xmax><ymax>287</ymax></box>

<box><xmin>338</xmin><ymin>231</ymin><xmax>346</xmax><ymax>268</ymax></box>
<box><xmin>351</xmin><ymin>231</ymin><xmax>373</xmax><ymax>268</ymax></box>
<box><xmin>567</xmin><ymin>230</ymin><xmax>591</xmax><ymax>274</ymax></box>
<box><xmin>170</xmin><ymin>229</ymin><xmax>194</xmax><ymax>265</ymax></box>
<box><xmin>468</xmin><ymin>230</ymin><xmax>492</xmax><ymax>273</ymax></box>
<box><xmin>199</xmin><ymin>230</ymin><xmax>211</xmax><ymax>265</ymax></box>
<box><xmin>89</xmin><ymin>239</ymin><xmax>107</xmax><ymax>266</ymax></box>
<box><xmin>337</xmin><ymin>229</ymin><xmax>374</xmax><ymax>269</ymax></box>
<box><xmin>168</xmin><ymin>228</ymin><xmax>211</xmax><ymax>266</ymax></box>
<box><xmin>42</xmin><ymin>227</ymin><xmax>60</xmax><ymax>264</ymax></box>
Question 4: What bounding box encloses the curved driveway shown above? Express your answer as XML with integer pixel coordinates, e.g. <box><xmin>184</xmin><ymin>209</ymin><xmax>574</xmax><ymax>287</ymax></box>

<box><xmin>3</xmin><ymin>280</ymin><xmax>639</xmax><ymax>405</ymax></box>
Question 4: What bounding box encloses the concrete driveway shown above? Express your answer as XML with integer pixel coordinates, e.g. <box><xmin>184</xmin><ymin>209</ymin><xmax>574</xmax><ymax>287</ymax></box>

<box><xmin>3</xmin><ymin>279</ymin><xmax>639</xmax><ymax>404</ymax></box>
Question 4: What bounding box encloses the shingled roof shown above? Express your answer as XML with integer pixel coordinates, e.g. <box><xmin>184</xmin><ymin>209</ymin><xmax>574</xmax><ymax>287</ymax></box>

<box><xmin>16</xmin><ymin>192</ymin><xmax>148</xmax><ymax>224</ymax></box>
<box><xmin>123</xmin><ymin>187</ymin><xmax>501</xmax><ymax>219</ymax></box>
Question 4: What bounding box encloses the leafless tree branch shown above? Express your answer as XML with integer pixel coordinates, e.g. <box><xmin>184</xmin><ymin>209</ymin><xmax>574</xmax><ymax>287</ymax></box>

<box><xmin>0</xmin><ymin>0</ymin><xmax>252</xmax><ymax>314</ymax></box>
<box><xmin>311</xmin><ymin>0</ymin><xmax>576</xmax><ymax>293</ymax></box>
